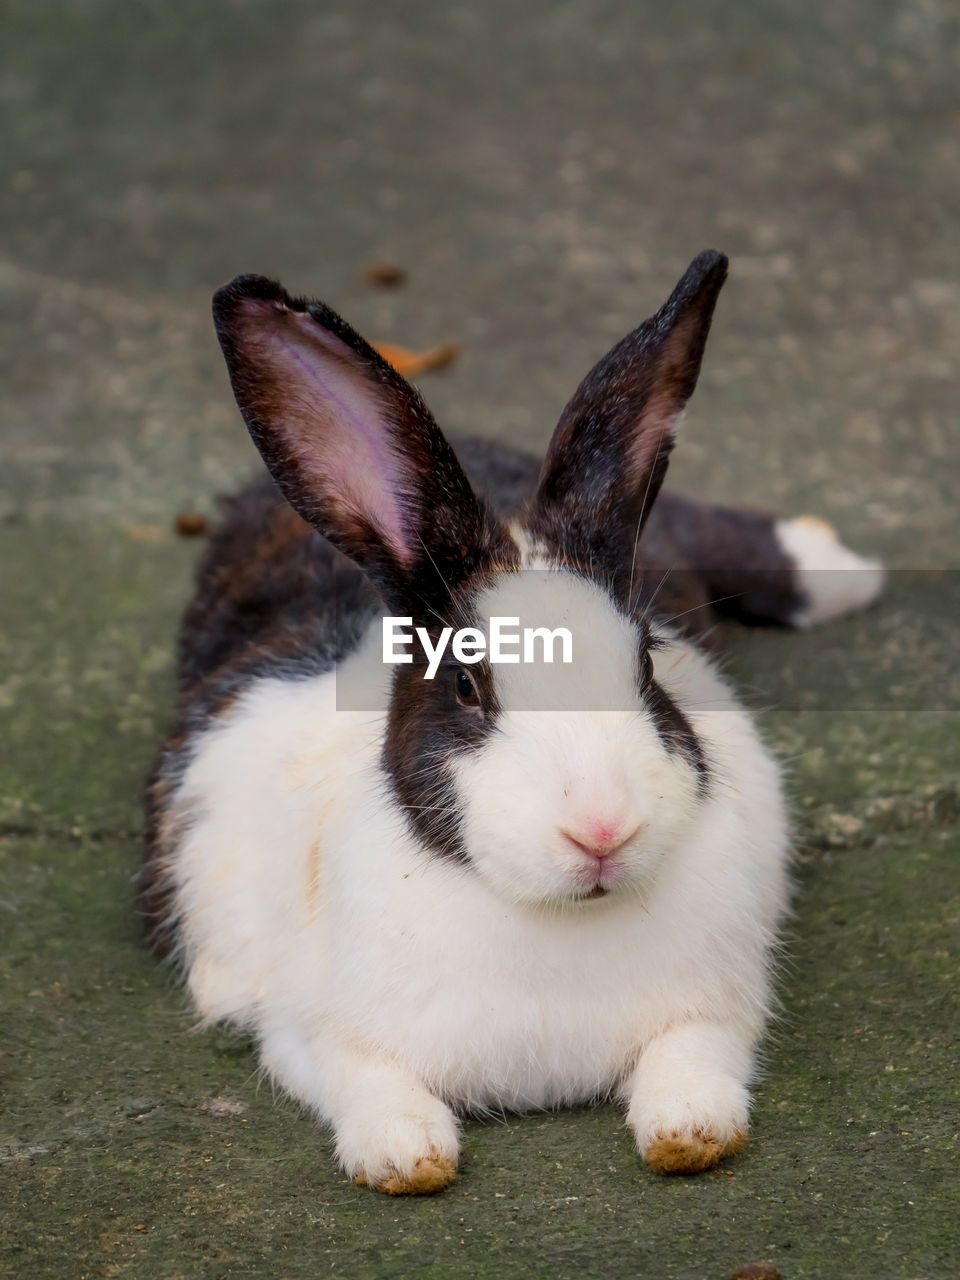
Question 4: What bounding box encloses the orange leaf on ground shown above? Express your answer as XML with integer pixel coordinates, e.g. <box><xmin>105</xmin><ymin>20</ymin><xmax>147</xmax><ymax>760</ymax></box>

<box><xmin>174</xmin><ymin>511</ymin><xmax>209</xmax><ymax>537</ymax></box>
<box><xmin>363</xmin><ymin>263</ymin><xmax>407</xmax><ymax>287</ymax></box>
<box><xmin>373</xmin><ymin>341</ymin><xmax>460</xmax><ymax>377</ymax></box>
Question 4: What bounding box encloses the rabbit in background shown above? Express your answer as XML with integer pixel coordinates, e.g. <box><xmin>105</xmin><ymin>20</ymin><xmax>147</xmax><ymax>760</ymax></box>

<box><xmin>141</xmin><ymin>252</ymin><xmax>883</xmax><ymax>1194</ymax></box>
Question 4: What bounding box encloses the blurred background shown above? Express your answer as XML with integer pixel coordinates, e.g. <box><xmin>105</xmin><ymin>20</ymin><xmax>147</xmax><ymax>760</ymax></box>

<box><xmin>2</xmin><ymin>0</ymin><xmax>957</xmax><ymax>559</ymax></box>
<box><xmin>2</xmin><ymin>3</ymin><xmax>958</xmax><ymax>1277</ymax></box>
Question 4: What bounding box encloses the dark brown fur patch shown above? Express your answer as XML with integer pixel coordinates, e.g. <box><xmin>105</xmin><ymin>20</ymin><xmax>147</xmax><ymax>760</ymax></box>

<box><xmin>643</xmin><ymin>679</ymin><xmax>709</xmax><ymax>790</ymax></box>
<box><xmin>382</xmin><ymin>597</ymin><xmax>507</xmax><ymax>863</ymax></box>
<box><xmin>176</xmin><ymin>481</ymin><xmax>353</xmax><ymax>693</ymax></box>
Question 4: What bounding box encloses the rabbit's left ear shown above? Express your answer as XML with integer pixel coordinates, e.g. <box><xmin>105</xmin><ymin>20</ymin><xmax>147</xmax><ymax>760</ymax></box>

<box><xmin>212</xmin><ymin>275</ymin><xmax>507</xmax><ymax>614</ymax></box>
<box><xmin>530</xmin><ymin>250</ymin><xmax>728</xmax><ymax>564</ymax></box>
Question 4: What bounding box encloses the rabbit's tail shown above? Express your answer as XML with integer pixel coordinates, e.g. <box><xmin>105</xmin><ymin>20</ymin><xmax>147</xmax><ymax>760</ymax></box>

<box><xmin>642</xmin><ymin>493</ymin><xmax>884</xmax><ymax>631</ymax></box>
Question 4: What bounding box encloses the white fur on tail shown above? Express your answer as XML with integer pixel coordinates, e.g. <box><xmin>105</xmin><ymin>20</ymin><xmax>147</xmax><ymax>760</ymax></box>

<box><xmin>777</xmin><ymin>516</ymin><xmax>885</xmax><ymax>628</ymax></box>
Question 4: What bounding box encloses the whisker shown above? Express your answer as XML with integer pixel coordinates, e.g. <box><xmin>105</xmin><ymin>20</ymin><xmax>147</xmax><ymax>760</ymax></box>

<box><xmin>658</xmin><ymin>591</ymin><xmax>745</xmax><ymax>627</ymax></box>
<box><xmin>631</xmin><ymin>565</ymin><xmax>673</xmax><ymax>620</ymax></box>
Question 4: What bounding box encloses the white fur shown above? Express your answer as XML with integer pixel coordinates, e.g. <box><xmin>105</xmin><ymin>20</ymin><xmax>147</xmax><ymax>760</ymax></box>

<box><xmin>777</xmin><ymin>516</ymin><xmax>885</xmax><ymax>628</ymax></box>
<box><xmin>164</xmin><ymin>571</ymin><xmax>789</xmax><ymax>1186</ymax></box>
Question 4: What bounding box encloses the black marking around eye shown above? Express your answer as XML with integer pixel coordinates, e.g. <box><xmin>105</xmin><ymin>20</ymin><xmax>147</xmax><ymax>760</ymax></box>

<box><xmin>636</xmin><ymin>624</ymin><xmax>667</xmax><ymax>692</ymax></box>
<box><xmin>643</xmin><ymin>680</ymin><xmax>709</xmax><ymax>795</ymax></box>
<box><xmin>382</xmin><ymin>655</ymin><xmax>501</xmax><ymax>863</ymax></box>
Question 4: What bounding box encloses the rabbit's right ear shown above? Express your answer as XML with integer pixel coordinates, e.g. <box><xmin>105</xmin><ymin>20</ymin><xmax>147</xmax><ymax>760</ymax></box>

<box><xmin>212</xmin><ymin>276</ymin><xmax>503</xmax><ymax>612</ymax></box>
<box><xmin>530</xmin><ymin>251</ymin><xmax>728</xmax><ymax>570</ymax></box>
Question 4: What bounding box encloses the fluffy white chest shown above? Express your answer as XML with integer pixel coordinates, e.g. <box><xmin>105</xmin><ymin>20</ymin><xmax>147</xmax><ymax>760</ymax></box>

<box><xmin>171</xmin><ymin>642</ymin><xmax>787</xmax><ymax>1112</ymax></box>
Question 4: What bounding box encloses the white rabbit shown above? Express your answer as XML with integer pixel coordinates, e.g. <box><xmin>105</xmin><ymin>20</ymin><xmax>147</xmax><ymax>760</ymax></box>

<box><xmin>142</xmin><ymin>252</ymin><xmax>883</xmax><ymax>1193</ymax></box>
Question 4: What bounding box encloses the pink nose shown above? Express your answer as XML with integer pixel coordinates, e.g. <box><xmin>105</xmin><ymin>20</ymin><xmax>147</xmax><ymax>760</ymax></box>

<box><xmin>561</xmin><ymin>822</ymin><xmax>640</xmax><ymax>859</ymax></box>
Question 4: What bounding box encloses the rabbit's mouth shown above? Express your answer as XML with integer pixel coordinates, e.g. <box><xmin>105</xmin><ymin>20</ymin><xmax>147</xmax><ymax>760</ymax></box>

<box><xmin>570</xmin><ymin>854</ymin><xmax>628</xmax><ymax>900</ymax></box>
<box><xmin>580</xmin><ymin>884</ymin><xmax>609</xmax><ymax>901</ymax></box>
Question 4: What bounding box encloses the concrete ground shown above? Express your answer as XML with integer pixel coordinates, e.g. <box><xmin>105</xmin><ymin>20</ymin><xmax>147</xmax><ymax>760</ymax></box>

<box><xmin>1</xmin><ymin>1</ymin><xmax>957</xmax><ymax>1276</ymax></box>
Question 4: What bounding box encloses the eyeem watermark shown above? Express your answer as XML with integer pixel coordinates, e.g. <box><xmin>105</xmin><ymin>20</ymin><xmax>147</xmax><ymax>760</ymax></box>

<box><xmin>335</xmin><ymin>570</ymin><xmax>955</xmax><ymax>712</ymax></box>
<box><xmin>383</xmin><ymin>617</ymin><xmax>574</xmax><ymax>679</ymax></box>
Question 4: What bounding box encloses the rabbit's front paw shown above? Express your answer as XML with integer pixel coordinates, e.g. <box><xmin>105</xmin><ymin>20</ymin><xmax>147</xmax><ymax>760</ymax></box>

<box><xmin>337</xmin><ymin>1093</ymin><xmax>460</xmax><ymax>1195</ymax></box>
<box><xmin>625</xmin><ymin>1022</ymin><xmax>753</xmax><ymax>1176</ymax></box>
<box><xmin>629</xmin><ymin>1080</ymin><xmax>749</xmax><ymax>1176</ymax></box>
<box><xmin>643</xmin><ymin>1125</ymin><xmax>748</xmax><ymax>1174</ymax></box>
<box><xmin>632</xmin><ymin>1075</ymin><xmax>752</xmax><ymax>1172</ymax></box>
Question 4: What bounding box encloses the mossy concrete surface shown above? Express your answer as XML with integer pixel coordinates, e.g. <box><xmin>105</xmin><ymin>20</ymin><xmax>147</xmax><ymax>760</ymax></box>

<box><xmin>2</xmin><ymin>2</ymin><xmax>958</xmax><ymax>1277</ymax></box>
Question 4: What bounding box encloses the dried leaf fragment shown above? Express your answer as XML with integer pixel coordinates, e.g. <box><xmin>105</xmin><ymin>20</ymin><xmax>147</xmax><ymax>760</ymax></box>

<box><xmin>174</xmin><ymin>510</ymin><xmax>209</xmax><ymax>537</ymax></box>
<box><xmin>363</xmin><ymin>263</ymin><xmax>407</xmax><ymax>287</ymax></box>
<box><xmin>374</xmin><ymin>341</ymin><xmax>460</xmax><ymax>377</ymax></box>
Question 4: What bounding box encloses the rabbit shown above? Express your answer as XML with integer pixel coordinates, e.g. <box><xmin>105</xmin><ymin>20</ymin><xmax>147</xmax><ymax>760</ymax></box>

<box><xmin>141</xmin><ymin>251</ymin><xmax>884</xmax><ymax>1194</ymax></box>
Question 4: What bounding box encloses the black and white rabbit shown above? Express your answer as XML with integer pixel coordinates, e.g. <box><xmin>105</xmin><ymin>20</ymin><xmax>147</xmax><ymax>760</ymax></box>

<box><xmin>142</xmin><ymin>252</ymin><xmax>883</xmax><ymax>1194</ymax></box>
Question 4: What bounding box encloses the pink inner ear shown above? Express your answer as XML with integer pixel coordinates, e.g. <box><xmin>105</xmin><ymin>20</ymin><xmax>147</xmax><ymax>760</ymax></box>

<box><xmin>238</xmin><ymin>300</ymin><xmax>414</xmax><ymax>565</ymax></box>
<box><xmin>625</xmin><ymin>313</ymin><xmax>699</xmax><ymax>486</ymax></box>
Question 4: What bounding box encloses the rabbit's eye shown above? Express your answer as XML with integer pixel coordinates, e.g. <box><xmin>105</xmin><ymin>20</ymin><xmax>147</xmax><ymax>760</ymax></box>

<box><xmin>639</xmin><ymin>648</ymin><xmax>654</xmax><ymax>689</ymax></box>
<box><xmin>455</xmin><ymin>667</ymin><xmax>480</xmax><ymax>708</ymax></box>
